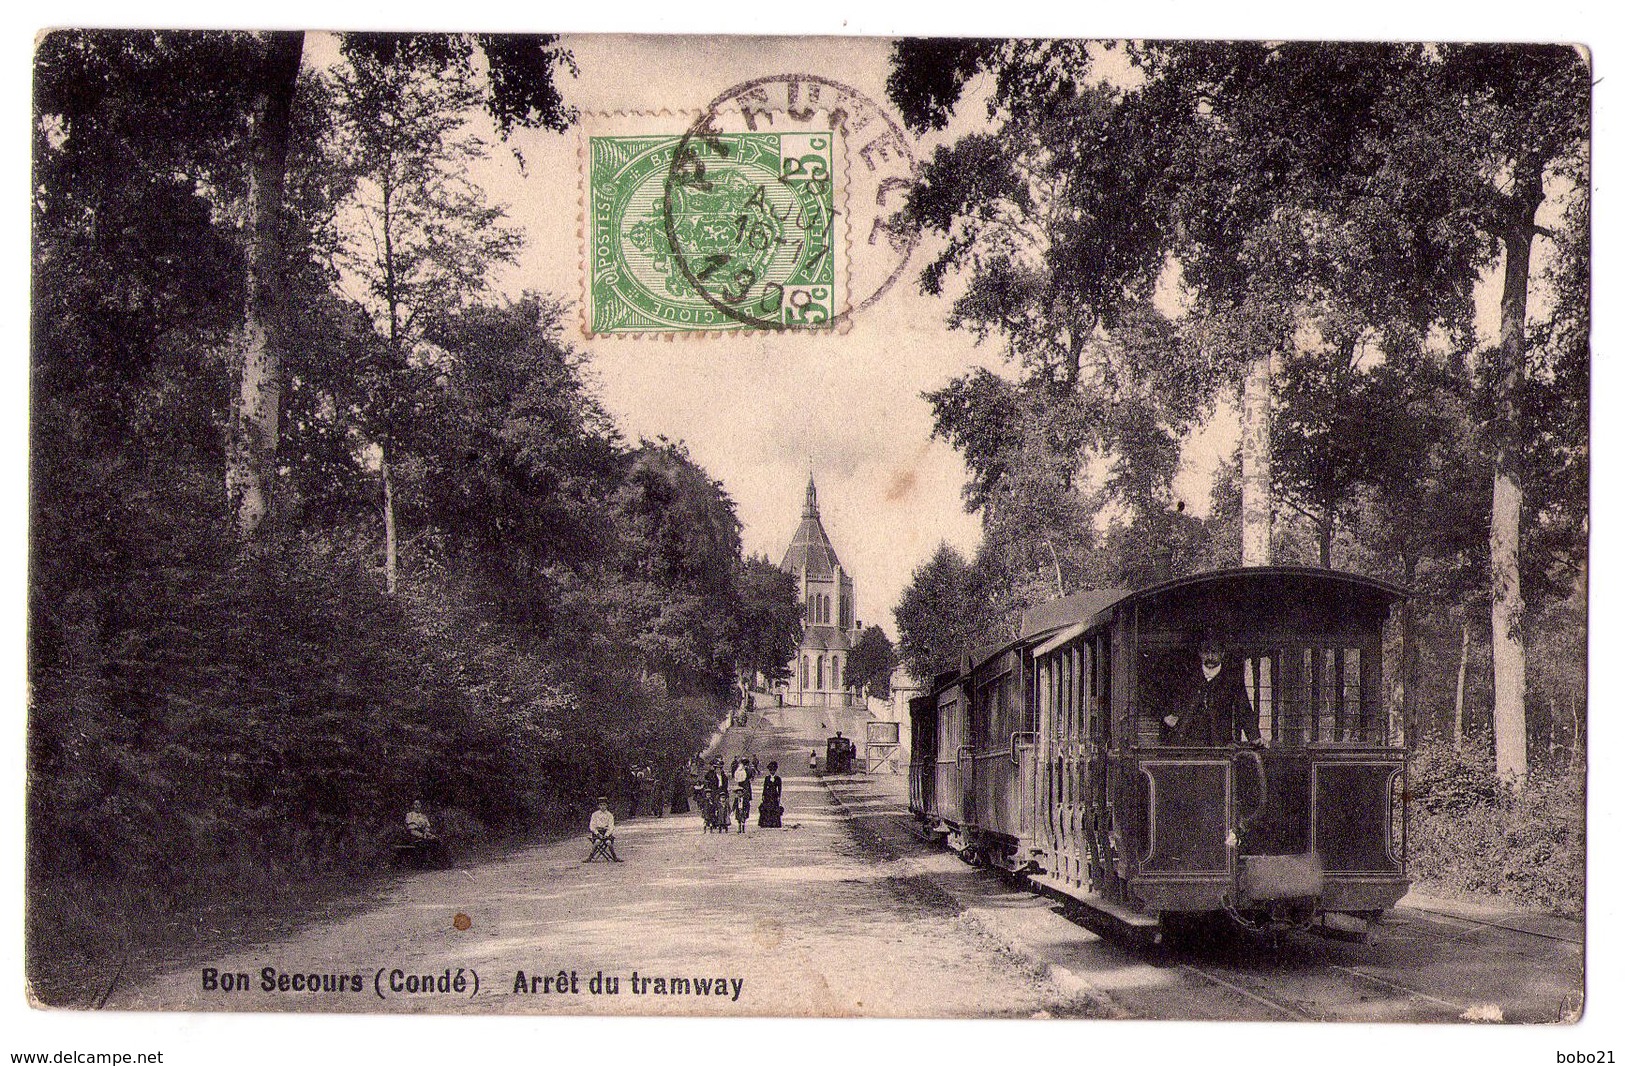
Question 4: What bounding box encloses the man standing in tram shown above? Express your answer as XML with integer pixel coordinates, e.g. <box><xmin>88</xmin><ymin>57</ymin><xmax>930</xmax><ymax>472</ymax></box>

<box><xmin>1163</xmin><ymin>637</ymin><xmax>1260</xmax><ymax>746</ymax></box>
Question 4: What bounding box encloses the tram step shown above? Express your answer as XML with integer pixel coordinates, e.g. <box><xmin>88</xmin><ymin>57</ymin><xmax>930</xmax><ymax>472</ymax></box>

<box><xmin>1028</xmin><ymin>873</ymin><xmax>1160</xmax><ymax>929</ymax></box>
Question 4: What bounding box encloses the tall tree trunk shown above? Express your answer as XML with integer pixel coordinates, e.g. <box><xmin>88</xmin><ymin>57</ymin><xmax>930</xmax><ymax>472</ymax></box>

<box><xmin>226</xmin><ymin>32</ymin><xmax>305</xmax><ymax>539</ymax></box>
<box><xmin>1399</xmin><ymin>553</ymin><xmax>1419</xmax><ymax>746</ymax></box>
<box><xmin>1240</xmin><ymin>351</ymin><xmax>1273</xmax><ymax>567</ymax></box>
<box><xmin>1318</xmin><ymin>513</ymin><xmax>1333</xmax><ymax>569</ymax></box>
<box><xmin>379</xmin><ymin>157</ymin><xmax>402</xmax><ymax>596</ymax></box>
<box><xmin>381</xmin><ymin>445</ymin><xmax>398</xmax><ymax>596</ymax></box>
<box><xmin>1488</xmin><ymin>165</ymin><xmax>1542</xmax><ymax>785</ymax></box>
<box><xmin>1454</xmin><ymin>619</ymin><xmax>1469</xmax><ymax>749</ymax></box>
<box><xmin>1042</xmin><ymin>539</ymin><xmax>1065</xmax><ymax>597</ymax></box>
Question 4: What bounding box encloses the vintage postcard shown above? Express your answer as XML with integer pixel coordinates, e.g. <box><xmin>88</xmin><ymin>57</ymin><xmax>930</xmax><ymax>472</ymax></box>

<box><xmin>24</xmin><ymin>27</ymin><xmax>1589</xmax><ymax>1042</ymax></box>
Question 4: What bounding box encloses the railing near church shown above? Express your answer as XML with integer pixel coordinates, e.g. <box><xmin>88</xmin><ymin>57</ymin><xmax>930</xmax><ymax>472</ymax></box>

<box><xmin>778</xmin><ymin>689</ymin><xmax>860</xmax><ymax>709</ymax></box>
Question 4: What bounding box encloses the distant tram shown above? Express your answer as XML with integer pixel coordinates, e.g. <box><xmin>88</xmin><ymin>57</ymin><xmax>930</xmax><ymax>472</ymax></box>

<box><xmin>908</xmin><ymin>566</ymin><xmax>1409</xmax><ymax>939</ymax></box>
<box><xmin>825</xmin><ymin>733</ymin><xmax>857</xmax><ymax>774</ymax></box>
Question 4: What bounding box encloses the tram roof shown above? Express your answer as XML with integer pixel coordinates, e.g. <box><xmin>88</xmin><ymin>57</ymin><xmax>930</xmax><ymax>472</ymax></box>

<box><xmin>958</xmin><ymin>589</ymin><xmax>1129</xmax><ymax>673</ymax></box>
<box><xmin>1021</xmin><ymin>588</ymin><xmax>1132</xmax><ymax>638</ymax></box>
<box><xmin>1023</xmin><ymin>566</ymin><xmax>1408</xmax><ymax>658</ymax></box>
<box><xmin>1123</xmin><ymin>565</ymin><xmax>1408</xmax><ymax>608</ymax></box>
<box><xmin>945</xmin><ymin>568</ymin><xmax>1408</xmax><ymax>679</ymax></box>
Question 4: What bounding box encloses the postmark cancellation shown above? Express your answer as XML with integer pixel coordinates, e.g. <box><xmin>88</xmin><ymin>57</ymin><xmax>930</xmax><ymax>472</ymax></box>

<box><xmin>581</xmin><ymin>111</ymin><xmax>843</xmax><ymax>336</ymax></box>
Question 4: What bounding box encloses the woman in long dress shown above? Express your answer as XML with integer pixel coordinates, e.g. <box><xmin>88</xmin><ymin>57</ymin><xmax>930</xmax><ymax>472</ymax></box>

<box><xmin>757</xmin><ymin>761</ymin><xmax>783</xmax><ymax>828</ymax></box>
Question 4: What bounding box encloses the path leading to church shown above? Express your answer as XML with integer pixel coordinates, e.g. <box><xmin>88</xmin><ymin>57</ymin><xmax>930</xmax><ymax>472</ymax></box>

<box><xmin>103</xmin><ymin>704</ymin><xmax>1100</xmax><ymax>1018</ymax></box>
<box><xmin>102</xmin><ymin>701</ymin><xmax>1580</xmax><ymax>1021</ymax></box>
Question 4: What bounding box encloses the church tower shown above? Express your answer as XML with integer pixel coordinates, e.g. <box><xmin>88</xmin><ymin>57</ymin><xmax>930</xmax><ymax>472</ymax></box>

<box><xmin>779</xmin><ymin>475</ymin><xmax>858</xmax><ymax>708</ymax></box>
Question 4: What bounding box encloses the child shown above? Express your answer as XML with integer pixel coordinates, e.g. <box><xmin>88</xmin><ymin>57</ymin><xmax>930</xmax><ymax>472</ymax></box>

<box><xmin>585</xmin><ymin>797</ymin><xmax>621</xmax><ymax>861</ymax></box>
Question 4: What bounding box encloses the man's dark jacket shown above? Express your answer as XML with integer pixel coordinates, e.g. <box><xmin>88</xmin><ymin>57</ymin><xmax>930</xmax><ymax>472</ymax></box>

<box><xmin>1169</xmin><ymin>668</ymin><xmax>1260</xmax><ymax>745</ymax></box>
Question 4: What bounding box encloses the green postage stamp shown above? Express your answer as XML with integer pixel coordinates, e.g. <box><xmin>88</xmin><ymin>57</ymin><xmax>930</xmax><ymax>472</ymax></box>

<box><xmin>586</xmin><ymin>130</ymin><xmax>840</xmax><ymax>335</ymax></box>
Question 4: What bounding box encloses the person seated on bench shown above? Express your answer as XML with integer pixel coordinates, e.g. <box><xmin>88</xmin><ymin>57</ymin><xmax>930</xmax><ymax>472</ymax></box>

<box><xmin>393</xmin><ymin>799</ymin><xmax>448</xmax><ymax>868</ymax></box>
<box><xmin>584</xmin><ymin>797</ymin><xmax>621</xmax><ymax>862</ymax></box>
<box><xmin>406</xmin><ymin>799</ymin><xmax>436</xmax><ymax>842</ymax></box>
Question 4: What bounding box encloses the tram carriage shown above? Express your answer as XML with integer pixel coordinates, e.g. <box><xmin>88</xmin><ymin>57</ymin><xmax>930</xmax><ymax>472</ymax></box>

<box><xmin>825</xmin><ymin>734</ymin><xmax>857</xmax><ymax>774</ymax></box>
<box><xmin>908</xmin><ymin>566</ymin><xmax>1410</xmax><ymax>938</ymax></box>
<box><xmin>907</xmin><ymin>682</ymin><xmax>943</xmax><ymax>821</ymax></box>
<box><xmin>909</xmin><ymin>669</ymin><xmax>971</xmax><ymax>851</ymax></box>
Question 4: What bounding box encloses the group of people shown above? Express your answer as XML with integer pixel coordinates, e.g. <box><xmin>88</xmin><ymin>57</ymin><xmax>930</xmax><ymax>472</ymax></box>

<box><xmin>578</xmin><ymin>752</ymin><xmax>786</xmax><ymax>861</ymax></box>
<box><xmin>626</xmin><ymin>764</ymin><xmax>661</xmax><ymax>818</ymax></box>
<box><xmin>417</xmin><ymin>641</ymin><xmax>1249</xmax><ymax>872</ymax></box>
<box><xmin>695</xmin><ymin>754</ymin><xmax>783</xmax><ymax>834</ymax></box>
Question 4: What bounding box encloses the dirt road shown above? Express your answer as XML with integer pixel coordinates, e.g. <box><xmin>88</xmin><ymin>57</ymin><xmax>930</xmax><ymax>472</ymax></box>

<box><xmin>103</xmin><ymin>702</ymin><xmax>1580</xmax><ymax>1021</ymax></box>
<box><xmin>104</xmin><ymin>705</ymin><xmax>1098</xmax><ymax>1017</ymax></box>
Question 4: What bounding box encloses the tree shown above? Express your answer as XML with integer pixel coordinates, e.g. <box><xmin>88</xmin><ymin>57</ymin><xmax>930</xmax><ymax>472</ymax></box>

<box><xmin>1139</xmin><ymin>45</ymin><xmax>1584</xmax><ymax>771</ymax></box>
<box><xmin>1346</xmin><ymin>357</ymin><xmax>1489</xmax><ymax>743</ymax></box>
<box><xmin>894</xmin><ymin>56</ymin><xmax>1226</xmax><ymax>551</ymax></box>
<box><xmin>38</xmin><ymin>30</ymin><xmax>582</xmax><ymax>541</ymax></box>
<box><xmin>612</xmin><ymin>441</ymin><xmax>746</xmax><ymax>698</ymax></box>
<box><xmin>33</xmin><ymin>33</ymin><xmax>818</xmax><ymax>997</ymax></box>
<box><xmin>32</xmin><ymin>31</ymin><xmax>253</xmax><ymax>692</ymax></box>
<box><xmin>888</xmin><ymin>43</ymin><xmax>1467</xmax><ymax>582</ymax></box>
<box><xmin>229</xmin><ymin>33</ymin><xmax>307</xmax><ymax>539</ymax></box>
<box><xmin>729</xmin><ymin>555</ymin><xmax>803</xmax><ymax>690</ymax></box>
<box><xmin>327</xmin><ymin>39</ymin><xmax>524</xmax><ymax>592</ymax></box>
<box><xmin>1145</xmin><ymin>44</ymin><xmax>1498</xmax><ymax>571</ymax></box>
<box><xmin>890</xmin><ymin>40</ymin><xmax>1589</xmax><ymax>787</ymax></box>
<box><xmin>416</xmin><ymin>296</ymin><xmax>625</xmax><ymax>568</ymax></box>
<box><xmin>1269</xmin><ymin>346</ymin><xmax>1476</xmax><ymax>570</ymax></box>
<box><xmin>846</xmin><ymin>626</ymin><xmax>899</xmax><ymax>699</ymax></box>
<box><xmin>926</xmin><ymin>369</ymin><xmax>1117</xmax><ymax>604</ymax></box>
<box><xmin>1376</xmin><ymin>46</ymin><xmax>1589</xmax><ymax>781</ymax></box>
<box><xmin>894</xmin><ymin>544</ymin><xmax>1004</xmax><ymax>683</ymax></box>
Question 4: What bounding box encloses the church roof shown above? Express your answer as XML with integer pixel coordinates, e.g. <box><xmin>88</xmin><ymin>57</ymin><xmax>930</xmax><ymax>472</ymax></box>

<box><xmin>780</xmin><ymin>475</ymin><xmax>843</xmax><ymax>580</ymax></box>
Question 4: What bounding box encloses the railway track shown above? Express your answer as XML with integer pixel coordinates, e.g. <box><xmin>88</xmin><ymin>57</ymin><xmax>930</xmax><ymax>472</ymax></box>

<box><xmin>1082</xmin><ymin>899</ymin><xmax>1576</xmax><ymax>1022</ymax></box>
<box><xmin>1163</xmin><ymin>954</ymin><xmax>1475</xmax><ymax>1022</ymax></box>
<box><xmin>1170</xmin><ymin>961</ymin><xmax>1318</xmax><ymax>1021</ymax></box>
<box><xmin>1137</xmin><ymin>918</ymin><xmax>1494</xmax><ymax>1023</ymax></box>
<box><xmin>1400</xmin><ymin>904</ymin><xmax>1583</xmax><ymax>946</ymax></box>
<box><xmin>1104</xmin><ymin>897</ymin><xmax>1578</xmax><ymax>1023</ymax></box>
<box><xmin>824</xmin><ymin>776</ymin><xmax>1580</xmax><ymax>1023</ymax></box>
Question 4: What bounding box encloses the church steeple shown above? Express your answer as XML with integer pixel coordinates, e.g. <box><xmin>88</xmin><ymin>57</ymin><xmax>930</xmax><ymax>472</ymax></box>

<box><xmin>781</xmin><ymin>473</ymin><xmax>843</xmax><ymax>580</ymax></box>
<box><xmin>778</xmin><ymin>471</ymin><xmax>857</xmax><ymax>705</ymax></box>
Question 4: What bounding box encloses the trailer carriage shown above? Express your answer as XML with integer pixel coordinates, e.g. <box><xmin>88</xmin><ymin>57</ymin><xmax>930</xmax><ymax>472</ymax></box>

<box><xmin>909</xmin><ymin>669</ymin><xmax>972</xmax><ymax>851</ymax></box>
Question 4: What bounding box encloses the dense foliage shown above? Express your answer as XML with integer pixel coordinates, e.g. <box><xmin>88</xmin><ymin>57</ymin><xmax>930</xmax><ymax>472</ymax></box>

<box><xmin>888</xmin><ymin>41</ymin><xmax>1586</xmax><ymax>911</ymax></box>
<box><xmin>845</xmin><ymin>626</ymin><xmax>899</xmax><ymax>699</ymax></box>
<box><xmin>1407</xmin><ymin>738</ymin><xmax>1584</xmax><ymax>915</ymax></box>
<box><xmin>887</xmin><ymin>40</ymin><xmax>1587</xmax><ymax>768</ymax></box>
<box><xmin>29</xmin><ymin>31</ymin><xmax>799</xmax><ymax>997</ymax></box>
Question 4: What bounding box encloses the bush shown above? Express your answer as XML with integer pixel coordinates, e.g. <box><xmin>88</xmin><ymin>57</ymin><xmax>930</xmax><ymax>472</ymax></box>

<box><xmin>25</xmin><ymin>525</ymin><xmax>729</xmax><ymax>1000</ymax></box>
<box><xmin>1406</xmin><ymin>736</ymin><xmax>1585</xmax><ymax>916</ymax></box>
<box><xmin>1409</xmin><ymin>733</ymin><xmax>1501</xmax><ymax>814</ymax></box>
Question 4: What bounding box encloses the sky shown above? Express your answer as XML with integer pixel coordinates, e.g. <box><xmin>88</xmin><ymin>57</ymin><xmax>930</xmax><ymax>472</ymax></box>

<box><xmin>390</xmin><ymin>33</ymin><xmax>1005</xmax><ymax>631</ymax></box>
<box><xmin>422</xmin><ymin>31</ymin><xmax>1546</xmax><ymax>632</ymax></box>
<box><xmin>318</xmin><ymin>33</ymin><xmax>1225</xmax><ymax>632</ymax></box>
